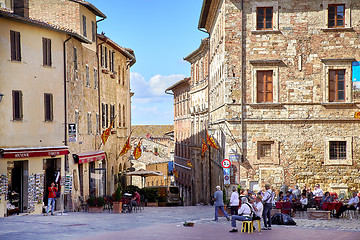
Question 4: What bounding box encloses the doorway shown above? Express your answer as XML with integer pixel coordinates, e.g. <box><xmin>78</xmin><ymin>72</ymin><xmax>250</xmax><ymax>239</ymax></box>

<box><xmin>43</xmin><ymin>158</ymin><xmax>61</xmax><ymax>211</ymax></box>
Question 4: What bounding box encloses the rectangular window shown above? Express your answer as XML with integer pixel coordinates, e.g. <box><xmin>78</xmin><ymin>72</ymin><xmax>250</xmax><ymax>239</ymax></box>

<box><xmin>96</xmin><ymin>113</ymin><xmax>99</xmax><ymax>134</ymax></box>
<box><xmin>106</xmin><ymin>104</ymin><xmax>109</xmax><ymax>127</ymax></box>
<box><xmin>12</xmin><ymin>90</ymin><xmax>23</xmax><ymax>120</ymax></box>
<box><xmin>257</xmin><ymin>7</ymin><xmax>273</xmax><ymax>30</ymax></box>
<box><xmin>110</xmin><ymin>51</ymin><xmax>114</xmax><ymax>72</ymax></box>
<box><xmin>257</xmin><ymin>70</ymin><xmax>273</xmax><ymax>103</ymax></box>
<box><xmin>328</xmin><ymin>4</ymin><xmax>345</xmax><ymax>28</ymax></box>
<box><xmin>101</xmin><ymin>103</ymin><xmax>106</xmax><ymax>128</ymax></box>
<box><xmin>118</xmin><ymin>104</ymin><xmax>122</xmax><ymax>127</ymax></box>
<box><xmin>105</xmin><ymin>47</ymin><xmax>108</xmax><ymax>68</ymax></box>
<box><xmin>94</xmin><ymin>68</ymin><xmax>98</xmax><ymax>89</ymax></box>
<box><xmin>100</xmin><ymin>45</ymin><xmax>104</xmax><ymax>67</ymax></box>
<box><xmin>74</xmin><ymin>47</ymin><xmax>77</xmax><ymax>70</ymax></box>
<box><xmin>122</xmin><ymin>105</ymin><xmax>125</xmax><ymax>127</ymax></box>
<box><xmin>330</xmin><ymin>141</ymin><xmax>346</xmax><ymax>159</ymax></box>
<box><xmin>329</xmin><ymin>69</ymin><xmax>345</xmax><ymax>102</ymax></box>
<box><xmin>87</xmin><ymin>112</ymin><xmax>92</xmax><ymax>134</ymax></box>
<box><xmin>259</xmin><ymin>143</ymin><xmax>272</xmax><ymax>158</ymax></box>
<box><xmin>86</xmin><ymin>65</ymin><xmax>90</xmax><ymax>86</ymax></box>
<box><xmin>82</xmin><ymin>15</ymin><xmax>87</xmax><ymax>37</ymax></box>
<box><xmin>91</xmin><ymin>21</ymin><xmax>96</xmax><ymax>42</ymax></box>
<box><xmin>44</xmin><ymin>93</ymin><xmax>53</xmax><ymax>121</ymax></box>
<box><xmin>110</xmin><ymin>104</ymin><xmax>115</xmax><ymax>128</ymax></box>
<box><xmin>42</xmin><ymin>38</ymin><xmax>52</xmax><ymax>66</ymax></box>
<box><xmin>10</xmin><ymin>30</ymin><xmax>21</xmax><ymax>61</ymax></box>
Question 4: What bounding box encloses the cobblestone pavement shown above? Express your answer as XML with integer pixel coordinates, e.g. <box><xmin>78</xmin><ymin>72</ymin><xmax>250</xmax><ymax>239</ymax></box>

<box><xmin>0</xmin><ymin>205</ymin><xmax>359</xmax><ymax>240</ymax></box>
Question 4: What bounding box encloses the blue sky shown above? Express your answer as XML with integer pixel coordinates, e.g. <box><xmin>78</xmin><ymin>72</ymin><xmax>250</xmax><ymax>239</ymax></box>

<box><xmin>88</xmin><ymin>0</ymin><xmax>207</xmax><ymax>125</ymax></box>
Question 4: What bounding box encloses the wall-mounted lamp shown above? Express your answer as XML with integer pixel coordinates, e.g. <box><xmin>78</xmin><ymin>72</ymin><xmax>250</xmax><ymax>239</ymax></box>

<box><xmin>0</xmin><ymin>94</ymin><xmax>3</xmax><ymax>103</ymax></box>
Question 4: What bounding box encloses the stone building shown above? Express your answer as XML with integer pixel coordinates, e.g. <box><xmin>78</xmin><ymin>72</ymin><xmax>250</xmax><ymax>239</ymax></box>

<box><xmin>97</xmin><ymin>33</ymin><xmax>135</xmax><ymax>195</ymax></box>
<box><xmin>183</xmin><ymin>38</ymin><xmax>212</xmax><ymax>205</ymax></box>
<box><xmin>129</xmin><ymin>125</ymin><xmax>174</xmax><ymax>188</ymax></box>
<box><xmin>0</xmin><ymin>1</ymin><xmax>89</xmax><ymax>216</ymax></box>
<box><xmin>197</xmin><ymin>0</ymin><xmax>360</xmax><ymax>196</ymax></box>
<box><xmin>165</xmin><ymin>79</ymin><xmax>194</xmax><ymax>205</ymax></box>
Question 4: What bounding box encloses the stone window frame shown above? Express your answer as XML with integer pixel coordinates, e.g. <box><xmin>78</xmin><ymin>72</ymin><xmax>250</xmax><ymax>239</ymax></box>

<box><xmin>324</xmin><ymin>136</ymin><xmax>352</xmax><ymax>165</ymax></box>
<box><xmin>321</xmin><ymin>59</ymin><xmax>353</xmax><ymax>103</ymax></box>
<box><xmin>250</xmin><ymin>61</ymin><xmax>280</xmax><ymax>104</ymax></box>
<box><xmin>321</xmin><ymin>0</ymin><xmax>352</xmax><ymax>30</ymax></box>
<box><xmin>251</xmin><ymin>137</ymin><xmax>280</xmax><ymax>165</ymax></box>
<box><xmin>251</xmin><ymin>1</ymin><xmax>280</xmax><ymax>34</ymax></box>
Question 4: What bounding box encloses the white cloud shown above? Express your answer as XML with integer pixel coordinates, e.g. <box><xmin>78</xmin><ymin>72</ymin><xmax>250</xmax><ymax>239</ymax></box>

<box><xmin>130</xmin><ymin>72</ymin><xmax>185</xmax><ymax>99</ymax></box>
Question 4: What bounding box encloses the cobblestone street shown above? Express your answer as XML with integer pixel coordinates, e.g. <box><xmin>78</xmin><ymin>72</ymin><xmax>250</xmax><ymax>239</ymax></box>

<box><xmin>1</xmin><ymin>206</ymin><xmax>359</xmax><ymax>240</ymax></box>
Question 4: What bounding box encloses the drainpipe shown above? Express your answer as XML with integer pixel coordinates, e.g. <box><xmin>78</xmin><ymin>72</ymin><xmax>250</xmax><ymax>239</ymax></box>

<box><xmin>240</xmin><ymin>0</ymin><xmax>245</xmax><ymax>185</ymax></box>
<box><xmin>63</xmin><ymin>35</ymin><xmax>72</xmax><ymax>173</ymax></box>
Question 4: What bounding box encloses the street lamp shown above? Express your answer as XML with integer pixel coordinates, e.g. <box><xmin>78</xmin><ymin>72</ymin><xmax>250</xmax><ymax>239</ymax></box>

<box><xmin>0</xmin><ymin>94</ymin><xmax>4</xmax><ymax>103</ymax></box>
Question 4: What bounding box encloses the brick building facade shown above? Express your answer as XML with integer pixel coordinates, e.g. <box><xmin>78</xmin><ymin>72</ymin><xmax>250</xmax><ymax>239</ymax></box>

<box><xmin>197</xmin><ymin>0</ymin><xmax>360</xmax><ymax>196</ymax></box>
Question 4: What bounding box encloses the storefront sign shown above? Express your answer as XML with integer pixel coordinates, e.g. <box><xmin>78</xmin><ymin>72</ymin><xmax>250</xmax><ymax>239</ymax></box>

<box><xmin>68</xmin><ymin>123</ymin><xmax>77</xmax><ymax>142</ymax></box>
<box><xmin>1</xmin><ymin>147</ymin><xmax>69</xmax><ymax>158</ymax></box>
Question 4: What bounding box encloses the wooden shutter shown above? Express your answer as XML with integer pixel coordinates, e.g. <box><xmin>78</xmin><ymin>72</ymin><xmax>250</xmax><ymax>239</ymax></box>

<box><xmin>257</xmin><ymin>70</ymin><xmax>273</xmax><ymax>103</ymax></box>
<box><xmin>13</xmin><ymin>90</ymin><xmax>23</xmax><ymax>120</ymax></box>
<box><xmin>105</xmin><ymin>47</ymin><xmax>108</xmax><ymax>68</ymax></box>
<box><xmin>83</xmin><ymin>15</ymin><xmax>87</xmax><ymax>37</ymax></box>
<box><xmin>122</xmin><ymin>105</ymin><xmax>125</xmax><ymax>127</ymax></box>
<box><xmin>10</xmin><ymin>30</ymin><xmax>16</xmax><ymax>60</ymax></box>
<box><xmin>329</xmin><ymin>70</ymin><xmax>336</xmax><ymax>102</ymax></box>
<box><xmin>43</xmin><ymin>38</ymin><xmax>46</xmax><ymax>66</ymax></box>
<box><xmin>100</xmin><ymin>46</ymin><xmax>104</xmax><ymax>67</ymax></box>
<box><xmin>105</xmin><ymin>104</ymin><xmax>109</xmax><ymax>127</ymax></box>
<box><xmin>74</xmin><ymin>47</ymin><xmax>77</xmax><ymax>70</ymax></box>
<box><xmin>102</xmin><ymin>103</ymin><xmax>105</xmax><ymax>128</ymax></box>
<box><xmin>44</xmin><ymin>93</ymin><xmax>53</xmax><ymax>121</ymax></box>
<box><xmin>47</xmin><ymin>39</ymin><xmax>52</xmax><ymax>66</ymax></box>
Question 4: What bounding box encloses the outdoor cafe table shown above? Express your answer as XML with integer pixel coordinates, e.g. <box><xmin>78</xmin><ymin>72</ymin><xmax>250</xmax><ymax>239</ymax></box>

<box><xmin>322</xmin><ymin>201</ymin><xmax>343</xmax><ymax>213</ymax></box>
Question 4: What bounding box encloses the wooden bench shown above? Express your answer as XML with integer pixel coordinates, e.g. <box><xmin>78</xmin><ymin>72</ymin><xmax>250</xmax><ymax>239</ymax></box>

<box><xmin>307</xmin><ymin>210</ymin><xmax>330</xmax><ymax>220</ymax></box>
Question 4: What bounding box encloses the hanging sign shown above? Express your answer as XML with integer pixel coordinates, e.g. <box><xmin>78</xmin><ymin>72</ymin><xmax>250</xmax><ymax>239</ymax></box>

<box><xmin>68</xmin><ymin>124</ymin><xmax>77</xmax><ymax>142</ymax></box>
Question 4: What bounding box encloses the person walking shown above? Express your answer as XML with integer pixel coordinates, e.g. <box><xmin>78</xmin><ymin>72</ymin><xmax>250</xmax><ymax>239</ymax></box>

<box><xmin>213</xmin><ymin>186</ymin><xmax>230</xmax><ymax>221</ymax></box>
<box><xmin>262</xmin><ymin>183</ymin><xmax>274</xmax><ymax>230</ymax></box>
<box><xmin>229</xmin><ymin>186</ymin><xmax>239</xmax><ymax>215</ymax></box>
<box><xmin>45</xmin><ymin>182</ymin><xmax>57</xmax><ymax>216</ymax></box>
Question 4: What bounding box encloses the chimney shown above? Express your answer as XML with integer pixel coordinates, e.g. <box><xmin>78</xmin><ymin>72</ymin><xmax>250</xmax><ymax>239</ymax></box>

<box><xmin>14</xmin><ymin>0</ymin><xmax>29</xmax><ymax>18</ymax></box>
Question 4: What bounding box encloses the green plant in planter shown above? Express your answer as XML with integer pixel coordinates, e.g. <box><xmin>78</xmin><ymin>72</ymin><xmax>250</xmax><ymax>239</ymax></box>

<box><xmin>87</xmin><ymin>196</ymin><xmax>105</xmax><ymax>207</ymax></box>
<box><xmin>143</xmin><ymin>188</ymin><xmax>159</xmax><ymax>202</ymax></box>
<box><xmin>114</xmin><ymin>185</ymin><xmax>122</xmax><ymax>202</ymax></box>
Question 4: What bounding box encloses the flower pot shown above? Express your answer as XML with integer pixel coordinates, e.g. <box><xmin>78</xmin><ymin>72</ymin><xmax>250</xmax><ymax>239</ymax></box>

<box><xmin>113</xmin><ymin>202</ymin><xmax>122</xmax><ymax>213</ymax></box>
<box><xmin>88</xmin><ymin>206</ymin><xmax>103</xmax><ymax>213</ymax></box>
<box><xmin>146</xmin><ymin>202</ymin><xmax>158</xmax><ymax>207</ymax></box>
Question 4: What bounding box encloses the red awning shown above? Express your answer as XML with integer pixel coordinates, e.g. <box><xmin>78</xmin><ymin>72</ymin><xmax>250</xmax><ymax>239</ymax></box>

<box><xmin>73</xmin><ymin>150</ymin><xmax>105</xmax><ymax>164</ymax></box>
<box><xmin>0</xmin><ymin>146</ymin><xmax>69</xmax><ymax>158</ymax></box>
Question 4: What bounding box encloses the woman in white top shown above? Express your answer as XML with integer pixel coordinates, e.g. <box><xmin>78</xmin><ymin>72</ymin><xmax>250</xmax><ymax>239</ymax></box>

<box><xmin>229</xmin><ymin>197</ymin><xmax>254</xmax><ymax>232</ymax></box>
<box><xmin>229</xmin><ymin>186</ymin><xmax>240</xmax><ymax>215</ymax></box>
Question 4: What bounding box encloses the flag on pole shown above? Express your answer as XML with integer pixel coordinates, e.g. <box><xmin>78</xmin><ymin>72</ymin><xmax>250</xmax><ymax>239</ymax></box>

<box><xmin>133</xmin><ymin>140</ymin><xmax>142</xmax><ymax>160</ymax></box>
<box><xmin>173</xmin><ymin>169</ymin><xmax>178</xmax><ymax>178</ymax></box>
<box><xmin>206</xmin><ymin>130</ymin><xmax>219</xmax><ymax>150</ymax></box>
<box><xmin>101</xmin><ymin>119</ymin><xmax>115</xmax><ymax>145</ymax></box>
<box><xmin>187</xmin><ymin>160</ymin><xmax>193</xmax><ymax>168</ymax></box>
<box><xmin>119</xmin><ymin>135</ymin><xmax>131</xmax><ymax>156</ymax></box>
<box><xmin>201</xmin><ymin>138</ymin><xmax>208</xmax><ymax>156</ymax></box>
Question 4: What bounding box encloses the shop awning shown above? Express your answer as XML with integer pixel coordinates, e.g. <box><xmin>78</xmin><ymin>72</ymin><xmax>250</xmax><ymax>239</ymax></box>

<box><xmin>0</xmin><ymin>146</ymin><xmax>69</xmax><ymax>158</ymax></box>
<box><xmin>73</xmin><ymin>150</ymin><xmax>105</xmax><ymax>164</ymax></box>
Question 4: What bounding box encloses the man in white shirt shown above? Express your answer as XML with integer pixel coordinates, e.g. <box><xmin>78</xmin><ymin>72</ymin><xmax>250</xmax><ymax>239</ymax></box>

<box><xmin>335</xmin><ymin>192</ymin><xmax>359</xmax><ymax>218</ymax></box>
<box><xmin>253</xmin><ymin>196</ymin><xmax>263</xmax><ymax>218</ymax></box>
<box><xmin>313</xmin><ymin>184</ymin><xmax>324</xmax><ymax>197</ymax></box>
<box><xmin>229</xmin><ymin>197</ymin><xmax>254</xmax><ymax>232</ymax></box>
<box><xmin>229</xmin><ymin>186</ymin><xmax>239</xmax><ymax>216</ymax></box>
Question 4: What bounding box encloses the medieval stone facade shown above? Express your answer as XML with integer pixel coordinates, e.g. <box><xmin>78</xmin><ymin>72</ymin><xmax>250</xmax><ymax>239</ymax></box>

<box><xmin>196</xmin><ymin>0</ymin><xmax>360</xmax><ymax>197</ymax></box>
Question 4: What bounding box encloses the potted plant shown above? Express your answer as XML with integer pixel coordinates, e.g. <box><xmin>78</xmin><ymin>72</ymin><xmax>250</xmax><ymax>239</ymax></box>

<box><xmin>87</xmin><ymin>196</ymin><xmax>105</xmax><ymax>213</ymax></box>
<box><xmin>112</xmin><ymin>185</ymin><xmax>122</xmax><ymax>213</ymax></box>
<box><xmin>143</xmin><ymin>188</ymin><xmax>159</xmax><ymax>207</ymax></box>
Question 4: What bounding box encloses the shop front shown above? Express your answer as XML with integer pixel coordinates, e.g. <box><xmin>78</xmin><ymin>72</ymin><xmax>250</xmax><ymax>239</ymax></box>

<box><xmin>73</xmin><ymin>151</ymin><xmax>106</xmax><ymax>198</ymax></box>
<box><xmin>0</xmin><ymin>146</ymin><xmax>68</xmax><ymax>217</ymax></box>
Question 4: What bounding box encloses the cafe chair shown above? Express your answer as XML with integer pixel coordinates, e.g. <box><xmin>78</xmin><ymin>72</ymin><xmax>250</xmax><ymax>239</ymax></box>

<box><xmin>241</xmin><ymin>221</ymin><xmax>253</xmax><ymax>233</ymax></box>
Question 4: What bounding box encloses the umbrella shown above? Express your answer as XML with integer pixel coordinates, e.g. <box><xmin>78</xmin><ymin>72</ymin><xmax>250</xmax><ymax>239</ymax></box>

<box><xmin>125</xmin><ymin>170</ymin><xmax>163</xmax><ymax>187</ymax></box>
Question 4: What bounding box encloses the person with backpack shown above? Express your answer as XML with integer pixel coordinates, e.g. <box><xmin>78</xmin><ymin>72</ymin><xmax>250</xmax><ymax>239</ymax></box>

<box><xmin>229</xmin><ymin>197</ymin><xmax>255</xmax><ymax>232</ymax></box>
<box><xmin>262</xmin><ymin>183</ymin><xmax>274</xmax><ymax>230</ymax></box>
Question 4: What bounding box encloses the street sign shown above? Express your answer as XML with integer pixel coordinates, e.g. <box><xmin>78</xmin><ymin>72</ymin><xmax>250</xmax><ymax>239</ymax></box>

<box><xmin>223</xmin><ymin>168</ymin><xmax>230</xmax><ymax>185</ymax></box>
<box><xmin>68</xmin><ymin>123</ymin><xmax>77</xmax><ymax>142</ymax></box>
<box><xmin>221</xmin><ymin>159</ymin><xmax>231</xmax><ymax>168</ymax></box>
